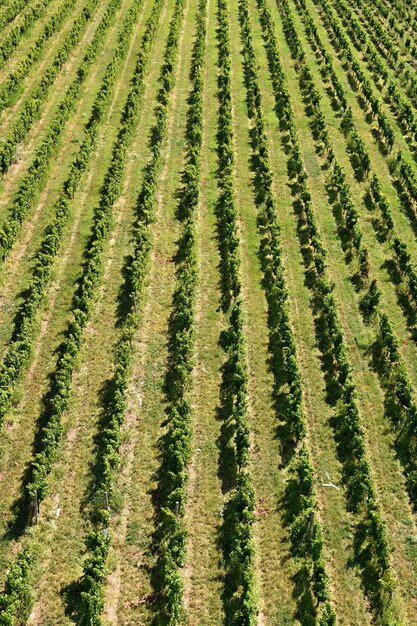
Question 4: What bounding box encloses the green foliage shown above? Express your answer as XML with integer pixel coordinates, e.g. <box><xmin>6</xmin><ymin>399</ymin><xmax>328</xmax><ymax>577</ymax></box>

<box><xmin>0</xmin><ymin>0</ymin><xmax>53</xmax><ymax>70</ymax></box>
<box><xmin>77</xmin><ymin>532</ymin><xmax>110</xmax><ymax>626</ymax></box>
<box><xmin>0</xmin><ymin>0</ymin><xmax>166</xmax><ymax>620</ymax></box>
<box><xmin>0</xmin><ymin>0</ymin><xmax>123</xmax><ymax>271</ymax></box>
<box><xmin>216</xmin><ymin>1</ymin><xmax>257</xmax><ymax>620</ymax></box>
<box><xmin>327</xmin><ymin>0</ymin><xmax>417</xmax><ymax>158</ymax></box>
<box><xmin>0</xmin><ymin>547</ymin><xmax>34</xmax><ymax>626</ymax></box>
<box><xmin>0</xmin><ymin>0</ymin><xmax>103</xmax><ymax>177</ymax></box>
<box><xmin>255</xmin><ymin>0</ymin><xmax>399</xmax><ymax>621</ymax></box>
<box><xmin>0</xmin><ymin>0</ymin><xmax>144</xmax><ymax>464</ymax></box>
<box><xmin>0</xmin><ymin>0</ymin><xmax>77</xmax><ymax>114</ymax></box>
<box><xmin>152</xmin><ymin>1</ymin><xmax>204</xmax><ymax>622</ymax></box>
<box><xmin>75</xmin><ymin>1</ymin><xmax>186</xmax><ymax>623</ymax></box>
<box><xmin>294</xmin><ymin>0</ymin><xmax>417</xmax><ymax>522</ymax></box>
<box><xmin>239</xmin><ymin>0</ymin><xmax>336</xmax><ymax>621</ymax></box>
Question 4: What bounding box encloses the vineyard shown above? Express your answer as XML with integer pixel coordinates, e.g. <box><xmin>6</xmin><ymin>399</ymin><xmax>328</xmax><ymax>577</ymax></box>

<box><xmin>0</xmin><ymin>0</ymin><xmax>417</xmax><ymax>623</ymax></box>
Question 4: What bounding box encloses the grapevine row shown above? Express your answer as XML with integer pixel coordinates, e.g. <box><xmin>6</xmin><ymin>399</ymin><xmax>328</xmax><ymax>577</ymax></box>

<box><xmin>0</xmin><ymin>0</ymin><xmax>53</xmax><ymax>70</ymax></box>
<box><xmin>382</xmin><ymin>1</ymin><xmax>416</xmax><ymax>47</ymax></box>
<box><xmin>70</xmin><ymin>1</ymin><xmax>185</xmax><ymax>621</ymax></box>
<box><xmin>0</xmin><ymin>0</ymin><xmax>144</xmax><ymax>564</ymax></box>
<box><xmin>292</xmin><ymin>0</ymin><xmax>394</xmax><ymax>155</ymax></box>
<box><xmin>292</xmin><ymin>0</ymin><xmax>417</xmax><ymax>284</ymax></box>
<box><xmin>0</xmin><ymin>0</ymin><xmax>102</xmax><ymax>176</ymax></box>
<box><xmin>303</xmin><ymin>0</ymin><xmax>395</xmax><ymax>154</ymax></box>
<box><xmin>291</xmin><ymin>0</ymin><xmax>417</xmax><ymax>575</ymax></box>
<box><xmin>256</xmin><ymin>0</ymin><xmax>400</xmax><ymax>620</ymax></box>
<box><xmin>0</xmin><ymin>0</ymin><xmax>165</xmax><ymax>620</ymax></box>
<box><xmin>0</xmin><ymin>0</ymin><xmax>78</xmax><ymax>116</ymax></box>
<box><xmin>287</xmin><ymin>0</ymin><xmax>417</xmax><ymax>536</ymax></box>
<box><xmin>374</xmin><ymin>0</ymin><xmax>417</xmax><ymax>55</ymax></box>
<box><xmin>346</xmin><ymin>0</ymin><xmax>417</xmax><ymax>95</ymax></box>
<box><xmin>0</xmin><ymin>0</ymin><xmax>39</xmax><ymax>32</ymax></box>
<box><xmin>290</xmin><ymin>0</ymin><xmax>417</xmax><ymax>507</ymax></box>
<box><xmin>216</xmin><ymin>0</ymin><xmax>257</xmax><ymax>622</ymax></box>
<box><xmin>344</xmin><ymin>0</ymin><xmax>417</xmax><ymax>107</ymax></box>
<box><xmin>0</xmin><ymin>0</ymin><xmax>125</xmax><ymax>430</ymax></box>
<box><xmin>239</xmin><ymin>0</ymin><xmax>337</xmax><ymax>622</ymax></box>
<box><xmin>25</xmin><ymin>0</ymin><xmax>164</xmax><ymax>508</ymax></box>
<box><xmin>365</xmin><ymin>178</ymin><xmax>417</xmax><ymax>506</ymax></box>
<box><xmin>291</xmin><ymin>0</ymin><xmax>417</xmax><ymax>303</ymax></box>
<box><xmin>0</xmin><ymin>545</ymin><xmax>36</xmax><ymax>626</ymax></box>
<box><xmin>151</xmin><ymin>0</ymin><xmax>205</xmax><ymax>621</ymax></box>
<box><xmin>330</xmin><ymin>0</ymin><xmax>417</xmax><ymax>129</ymax></box>
<box><xmin>312</xmin><ymin>0</ymin><xmax>417</xmax><ymax>174</ymax></box>
<box><xmin>0</xmin><ymin>0</ymin><xmax>118</xmax><ymax>262</ymax></box>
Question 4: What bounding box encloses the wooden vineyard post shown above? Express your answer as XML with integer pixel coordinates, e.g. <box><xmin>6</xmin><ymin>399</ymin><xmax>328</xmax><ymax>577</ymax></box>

<box><xmin>308</xmin><ymin>510</ymin><xmax>315</xmax><ymax>538</ymax></box>
<box><xmin>103</xmin><ymin>491</ymin><xmax>110</xmax><ymax>512</ymax></box>
<box><xmin>103</xmin><ymin>491</ymin><xmax>110</xmax><ymax>538</ymax></box>
<box><xmin>131</xmin><ymin>292</ymin><xmax>137</xmax><ymax>314</ymax></box>
<box><xmin>33</xmin><ymin>490</ymin><xmax>39</xmax><ymax>525</ymax></box>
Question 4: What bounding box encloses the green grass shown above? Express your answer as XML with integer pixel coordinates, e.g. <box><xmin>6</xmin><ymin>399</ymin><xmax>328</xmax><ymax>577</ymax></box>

<box><xmin>0</xmin><ymin>0</ymin><xmax>136</xmax><ymax>363</ymax></box>
<box><xmin>0</xmin><ymin>0</ymin><xmax>168</xmax><ymax>612</ymax></box>
<box><xmin>101</xmin><ymin>0</ymin><xmax>195</xmax><ymax>622</ymax></box>
<box><xmin>181</xmin><ymin>0</ymin><xmax>225</xmax><ymax>621</ymax></box>
<box><xmin>24</xmin><ymin>5</ymin><xmax>175</xmax><ymax>618</ymax></box>
<box><xmin>256</xmin><ymin>0</ymin><xmax>417</xmax><ymax>620</ymax></box>
<box><xmin>1</xmin><ymin>0</ymin><xmax>417</xmax><ymax>623</ymax></box>
<box><xmin>0</xmin><ymin>0</ymin><xmax>141</xmax><ymax>573</ymax></box>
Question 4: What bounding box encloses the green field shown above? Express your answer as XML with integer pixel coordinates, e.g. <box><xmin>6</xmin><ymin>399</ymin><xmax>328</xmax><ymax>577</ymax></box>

<box><xmin>0</xmin><ymin>0</ymin><xmax>417</xmax><ymax>623</ymax></box>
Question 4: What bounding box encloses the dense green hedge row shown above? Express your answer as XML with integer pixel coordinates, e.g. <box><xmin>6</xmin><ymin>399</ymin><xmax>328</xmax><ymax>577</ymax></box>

<box><xmin>314</xmin><ymin>0</ymin><xmax>417</xmax><ymax>171</ymax></box>
<box><xmin>0</xmin><ymin>0</ymin><xmax>102</xmax><ymax>176</ymax></box>
<box><xmin>292</xmin><ymin>0</ymin><xmax>417</xmax><ymax>279</ymax></box>
<box><xmin>0</xmin><ymin>0</ymin><xmax>163</xmax><ymax>626</ymax></box>
<box><xmin>0</xmin><ymin>0</ymin><xmax>123</xmax><ymax>262</ymax></box>
<box><xmin>327</xmin><ymin>162</ymin><xmax>369</xmax><ymax>275</ymax></box>
<box><xmin>292</xmin><ymin>0</ymin><xmax>417</xmax><ymax>512</ymax></box>
<box><xmin>0</xmin><ymin>0</ymin><xmax>36</xmax><ymax>32</ymax></box>
<box><xmin>73</xmin><ymin>2</ymin><xmax>185</xmax><ymax>622</ymax></box>
<box><xmin>259</xmin><ymin>0</ymin><xmax>400</xmax><ymax>621</ymax></box>
<box><xmin>297</xmin><ymin>0</ymin><xmax>417</xmax><ymax>594</ymax></box>
<box><xmin>0</xmin><ymin>0</ymin><xmax>127</xmax><ymax>430</ymax></box>
<box><xmin>151</xmin><ymin>1</ymin><xmax>205</xmax><ymax>622</ymax></box>
<box><xmin>0</xmin><ymin>0</ymin><xmax>52</xmax><ymax>69</ymax></box>
<box><xmin>0</xmin><ymin>546</ymin><xmax>35</xmax><ymax>626</ymax></box>
<box><xmin>216</xmin><ymin>0</ymin><xmax>257</xmax><ymax>622</ymax></box>
<box><xmin>239</xmin><ymin>0</ymin><xmax>336</xmax><ymax>623</ymax></box>
<box><xmin>330</xmin><ymin>0</ymin><xmax>417</xmax><ymax>140</ymax></box>
<box><xmin>368</xmin><ymin>174</ymin><xmax>394</xmax><ymax>233</ymax></box>
<box><xmin>347</xmin><ymin>0</ymin><xmax>417</xmax><ymax>102</ymax></box>
<box><xmin>25</xmin><ymin>0</ymin><xmax>164</xmax><ymax>504</ymax></box>
<box><xmin>0</xmin><ymin>0</ymin><xmax>78</xmax><ymax>115</ymax></box>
